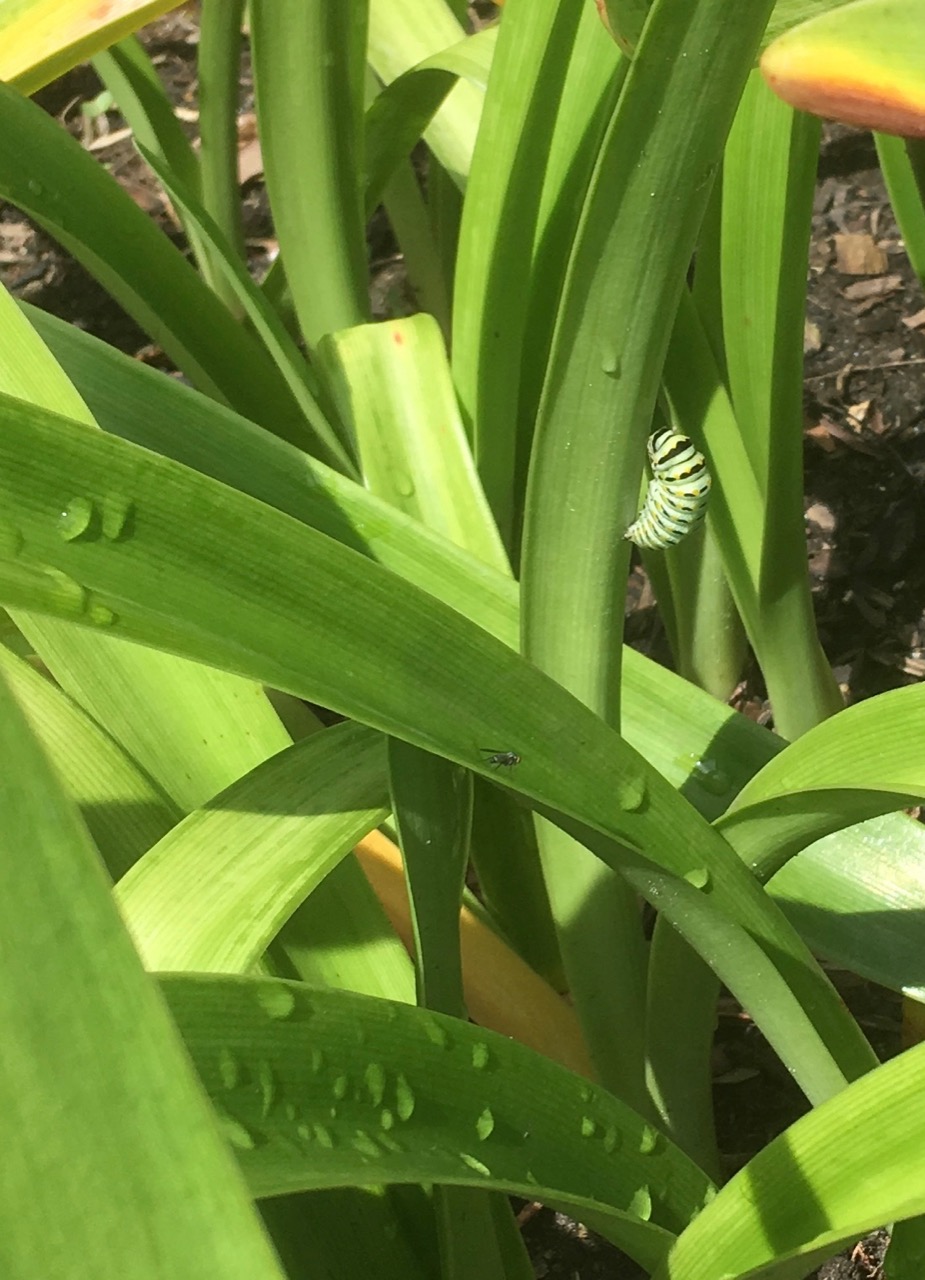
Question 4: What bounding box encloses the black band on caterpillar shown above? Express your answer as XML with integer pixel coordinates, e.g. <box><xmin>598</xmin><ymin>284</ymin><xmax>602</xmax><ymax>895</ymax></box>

<box><xmin>624</xmin><ymin>428</ymin><xmax>711</xmax><ymax>549</ymax></box>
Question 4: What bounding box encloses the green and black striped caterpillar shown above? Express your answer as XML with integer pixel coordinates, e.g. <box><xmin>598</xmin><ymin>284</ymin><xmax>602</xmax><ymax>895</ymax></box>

<box><xmin>624</xmin><ymin>428</ymin><xmax>711</xmax><ymax>549</ymax></box>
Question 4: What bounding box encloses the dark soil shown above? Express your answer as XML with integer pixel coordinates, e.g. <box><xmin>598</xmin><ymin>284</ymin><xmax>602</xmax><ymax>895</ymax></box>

<box><xmin>1</xmin><ymin>7</ymin><xmax>920</xmax><ymax>1279</ymax></box>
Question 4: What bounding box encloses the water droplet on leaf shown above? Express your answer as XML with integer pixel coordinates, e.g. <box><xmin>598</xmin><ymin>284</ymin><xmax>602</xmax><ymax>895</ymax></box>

<box><xmin>313</xmin><ymin>1124</ymin><xmax>335</xmax><ymax>1149</ymax></box>
<box><xmin>57</xmin><ymin>496</ymin><xmax>95</xmax><ymax>542</ymax></box>
<box><xmin>471</xmin><ymin>1043</ymin><xmax>490</xmax><ymax>1071</ymax></box>
<box><xmin>683</xmin><ymin>866</ymin><xmax>712</xmax><ymax>890</ymax></box>
<box><xmin>257</xmin><ymin>1060</ymin><xmax>275</xmax><ymax>1117</ymax></box>
<box><xmin>351</xmin><ymin>1130</ymin><xmax>381</xmax><ymax>1158</ymax></box>
<box><xmin>101</xmin><ymin>494</ymin><xmax>134</xmax><ymax>541</ymax></box>
<box><xmin>629</xmin><ymin>1184</ymin><xmax>652</xmax><ymax>1221</ymax></box>
<box><xmin>639</xmin><ymin>1126</ymin><xmax>660</xmax><ymax>1155</ymax></box>
<box><xmin>214</xmin><ymin>1105</ymin><xmax>256</xmax><ymax>1151</ymax></box>
<box><xmin>459</xmin><ymin>1152</ymin><xmax>491</xmax><ymax>1177</ymax></box>
<box><xmin>617</xmin><ymin>773</ymin><xmax>647</xmax><ymax>811</ymax></box>
<box><xmin>217</xmin><ymin>1047</ymin><xmax>239</xmax><ymax>1090</ymax></box>
<box><xmin>42</xmin><ymin>568</ymin><xmax>87</xmax><ymax>614</ymax></box>
<box><xmin>87</xmin><ymin>601</ymin><xmax>116</xmax><ymax>628</ymax></box>
<box><xmin>257</xmin><ymin>984</ymin><xmax>295</xmax><ymax>1020</ymax></box>
<box><xmin>475</xmin><ymin>1107</ymin><xmax>494</xmax><ymax>1141</ymax></box>
<box><xmin>365</xmin><ymin>1063</ymin><xmax>386</xmax><ymax>1106</ymax></box>
<box><xmin>395</xmin><ymin>1073</ymin><xmax>415</xmax><ymax>1121</ymax></box>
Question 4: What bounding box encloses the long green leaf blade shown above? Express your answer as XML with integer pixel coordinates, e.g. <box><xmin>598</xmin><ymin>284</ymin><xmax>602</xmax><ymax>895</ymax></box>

<box><xmin>0</xmin><ymin>667</ymin><xmax>285</xmax><ymax>1280</ymax></box>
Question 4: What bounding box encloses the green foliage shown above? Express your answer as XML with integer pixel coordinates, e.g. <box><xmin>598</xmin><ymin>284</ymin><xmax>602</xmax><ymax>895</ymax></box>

<box><xmin>2</xmin><ymin>0</ymin><xmax>925</xmax><ymax>1277</ymax></box>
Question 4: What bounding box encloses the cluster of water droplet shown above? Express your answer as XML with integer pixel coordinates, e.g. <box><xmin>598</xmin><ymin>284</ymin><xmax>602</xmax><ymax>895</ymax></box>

<box><xmin>205</xmin><ymin>983</ymin><xmax>674</xmax><ymax>1227</ymax></box>
<box><xmin>0</xmin><ymin>492</ymin><xmax>135</xmax><ymax>629</ymax></box>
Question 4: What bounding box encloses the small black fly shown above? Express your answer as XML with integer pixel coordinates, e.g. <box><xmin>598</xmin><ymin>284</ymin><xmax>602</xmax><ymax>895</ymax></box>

<box><xmin>480</xmin><ymin>748</ymin><xmax>521</xmax><ymax>769</ymax></box>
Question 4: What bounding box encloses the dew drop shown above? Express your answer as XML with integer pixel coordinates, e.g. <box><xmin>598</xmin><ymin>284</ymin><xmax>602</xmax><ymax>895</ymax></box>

<box><xmin>379</xmin><ymin>1133</ymin><xmax>403</xmax><ymax>1154</ymax></box>
<box><xmin>629</xmin><ymin>1184</ymin><xmax>652</xmax><ymax>1221</ymax></box>
<box><xmin>459</xmin><ymin>1152</ymin><xmax>491</xmax><ymax>1177</ymax></box>
<box><xmin>100</xmin><ymin>493</ymin><xmax>134</xmax><ymax>541</ymax></box>
<box><xmin>601</xmin><ymin>346</ymin><xmax>622</xmax><ymax>378</ymax></box>
<box><xmin>603</xmin><ymin>1125</ymin><xmax>621</xmax><ymax>1154</ymax></box>
<box><xmin>525</xmin><ymin>1170</ymin><xmax>539</xmax><ymax>1186</ymax></box>
<box><xmin>257</xmin><ymin>1060</ymin><xmax>276</xmax><ymax>1118</ymax></box>
<box><xmin>380</xmin><ymin>1108</ymin><xmax>395</xmax><ymax>1131</ymax></box>
<box><xmin>0</xmin><ymin>518</ymin><xmax>23</xmax><ymax>557</ymax></box>
<box><xmin>471</xmin><ymin>1043</ymin><xmax>491</xmax><ymax>1071</ymax></box>
<box><xmin>683</xmin><ymin>866</ymin><xmax>712</xmax><ymax>891</ymax></box>
<box><xmin>638</xmin><ymin>1125</ymin><xmax>660</xmax><ymax>1155</ymax></box>
<box><xmin>57</xmin><ymin>496</ymin><xmax>95</xmax><ymax>542</ymax></box>
<box><xmin>214</xmin><ymin>1105</ymin><xmax>256</xmax><ymax>1151</ymax></box>
<box><xmin>395</xmin><ymin>1073</ymin><xmax>415</xmax><ymax>1121</ymax></box>
<box><xmin>217</xmin><ymin>1047</ymin><xmax>239</xmax><ymax>1090</ymax></box>
<box><xmin>42</xmin><ymin>567</ymin><xmax>87</xmax><ymax>614</ymax></box>
<box><xmin>689</xmin><ymin>757</ymin><xmax>731</xmax><ymax>796</ymax></box>
<box><xmin>332</xmin><ymin>1074</ymin><xmax>349</xmax><ymax>1101</ymax></box>
<box><xmin>617</xmin><ymin>773</ymin><xmax>647</xmax><ymax>811</ymax></box>
<box><xmin>580</xmin><ymin>1116</ymin><xmax>596</xmax><ymax>1139</ymax></box>
<box><xmin>423</xmin><ymin>1017</ymin><xmax>449</xmax><ymax>1048</ymax></box>
<box><xmin>310</xmin><ymin>1047</ymin><xmax>325</xmax><ymax>1074</ymax></box>
<box><xmin>284</xmin><ymin>1102</ymin><xmax>297</xmax><ymax>1122</ymax></box>
<box><xmin>365</xmin><ymin>1062</ymin><xmax>386</xmax><ymax>1106</ymax></box>
<box><xmin>579</xmin><ymin>1085</ymin><xmax>592</xmax><ymax>1103</ymax></box>
<box><xmin>87</xmin><ymin>601</ymin><xmax>116</xmax><ymax>628</ymax></box>
<box><xmin>313</xmin><ymin>1124</ymin><xmax>335</xmax><ymax>1149</ymax></box>
<box><xmin>475</xmin><ymin>1107</ymin><xmax>494</xmax><ymax>1141</ymax></box>
<box><xmin>296</xmin><ymin>1122</ymin><xmax>313</xmax><ymax>1143</ymax></box>
<box><xmin>351</xmin><ymin>1130</ymin><xmax>382</xmax><ymax>1158</ymax></box>
<box><xmin>26</xmin><ymin>178</ymin><xmax>44</xmax><ymax>197</ymax></box>
<box><xmin>257</xmin><ymin>984</ymin><xmax>295</xmax><ymax>1020</ymax></box>
<box><xmin>394</xmin><ymin>472</ymin><xmax>416</xmax><ymax>499</ymax></box>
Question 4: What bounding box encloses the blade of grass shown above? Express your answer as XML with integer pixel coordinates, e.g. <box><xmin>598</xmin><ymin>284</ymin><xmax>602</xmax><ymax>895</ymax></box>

<box><xmin>321</xmin><ymin>315</ymin><xmax>508</xmax><ymax>570</ymax></box>
<box><xmin>364</xmin><ymin>28</ymin><xmax>496</xmax><ymax>217</ymax></box>
<box><xmin>0</xmin><ymin>667</ymin><xmax>286</xmax><ymax>1280</ymax></box>
<box><xmin>452</xmin><ymin>0</ymin><xmax>586</xmax><ymax>549</ymax></box>
<box><xmin>876</xmin><ymin>132</ymin><xmax>925</xmax><ymax>286</ymax></box>
<box><xmin>357</xmin><ymin>829</ymin><xmax>589</xmax><ymax>1074</ymax></box>
<box><xmin>521</xmin><ymin>0</ymin><xmax>777</xmax><ymax>1109</ymax></box>
<box><xmin>137</xmin><ymin>142</ymin><xmax>357</xmax><ymax>470</ymax></box>
<box><xmin>0</xmin><ymin>641</ymin><xmax>178</xmax><ymax>877</ymax></box>
<box><xmin>323</xmin><ymin>310</ymin><xmax>561</xmax><ymax>1031</ymax></box>
<box><xmin>388</xmin><ymin>739</ymin><xmax>526</xmax><ymax>1280</ymax></box>
<box><xmin>652</xmin><ymin>1040</ymin><xmax>925</xmax><ymax>1280</ymax></box>
<box><xmin>516</xmin><ymin>5</ymin><xmax>625</xmax><ymax>541</ymax></box>
<box><xmin>116</xmin><ymin>721</ymin><xmax>390</xmax><ymax>972</ymax></box>
<box><xmin>367</xmin><ymin>0</ymin><xmax>482</xmax><ymax>188</ymax></box>
<box><xmin>24</xmin><ymin>303</ymin><xmax>517</xmax><ymax>646</ymax></box>
<box><xmin>161</xmin><ymin>972</ymin><xmax>714</xmax><ymax>1273</ymax></box>
<box><xmin>198</xmin><ymin>0</ymin><xmax>248</xmax><ymax>270</ymax></box>
<box><xmin>0</xmin><ymin>80</ymin><xmax>309</xmax><ymax>439</ymax></box>
<box><xmin>250</xmin><ymin>0</ymin><xmax>369</xmax><ymax>348</ymax></box>
<box><xmin>0</xmin><ymin>282</ymin><xmax>293</xmax><ymax>815</ymax></box>
<box><xmin>91</xmin><ymin>36</ymin><xmax>229</xmax><ymax>294</ymax></box>
<box><xmin>717</xmin><ymin>73</ymin><xmax>840</xmax><ymax>736</ymax></box>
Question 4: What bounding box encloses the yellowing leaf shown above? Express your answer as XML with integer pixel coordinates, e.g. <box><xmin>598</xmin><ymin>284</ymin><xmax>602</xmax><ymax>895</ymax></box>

<box><xmin>0</xmin><ymin>0</ymin><xmax>186</xmax><ymax>95</ymax></box>
<box><xmin>761</xmin><ymin>0</ymin><xmax>925</xmax><ymax>137</ymax></box>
